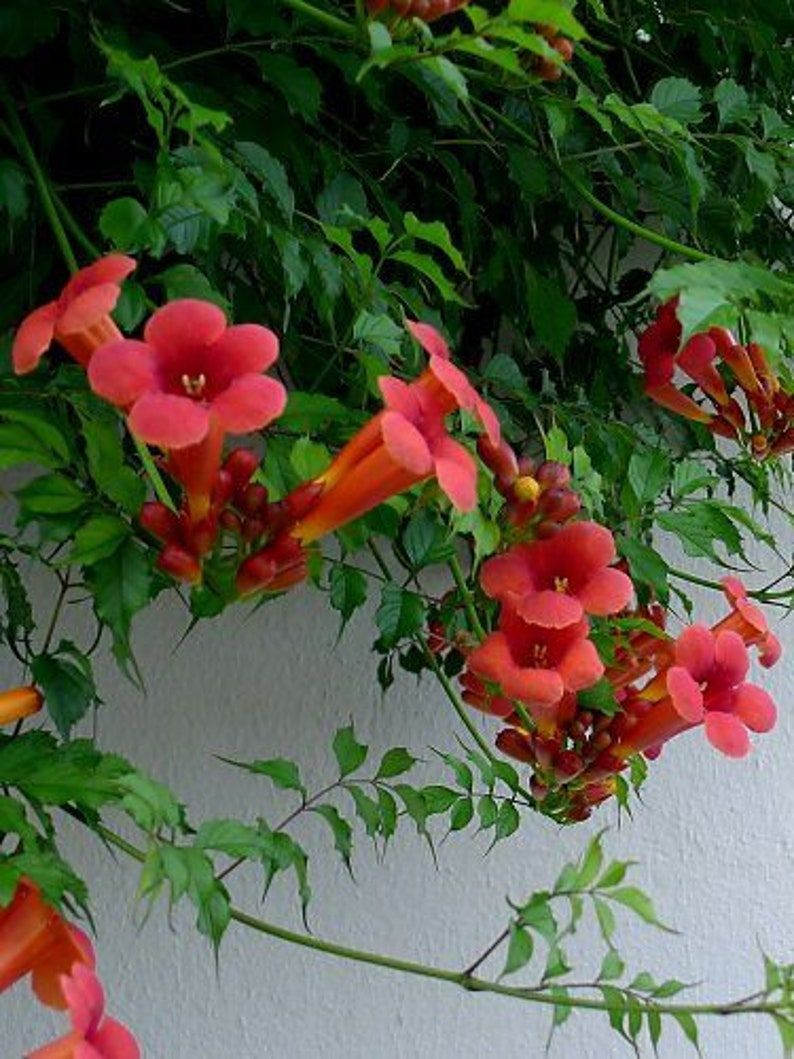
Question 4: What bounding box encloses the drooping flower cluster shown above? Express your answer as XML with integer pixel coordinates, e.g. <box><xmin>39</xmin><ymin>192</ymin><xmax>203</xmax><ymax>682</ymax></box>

<box><xmin>366</xmin><ymin>0</ymin><xmax>468</xmax><ymax>22</ymax></box>
<box><xmin>14</xmin><ymin>261</ymin><xmax>498</xmax><ymax>599</ymax></box>
<box><xmin>0</xmin><ymin>879</ymin><xmax>139</xmax><ymax>1057</ymax></box>
<box><xmin>638</xmin><ymin>298</ymin><xmax>793</xmax><ymax>458</ymax></box>
<box><xmin>458</xmin><ymin>522</ymin><xmax>781</xmax><ymax>819</ymax></box>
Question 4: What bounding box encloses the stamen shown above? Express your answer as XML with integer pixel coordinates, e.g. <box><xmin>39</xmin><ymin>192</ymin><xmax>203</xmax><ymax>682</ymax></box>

<box><xmin>181</xmin><ymin>373</ymin><xmax>207</xmax><ymax>397</ymax></box>
<box><xmin>554</xmin><ymin>576</ymin><xmax>569</xmax><ymax>593</ymax></box>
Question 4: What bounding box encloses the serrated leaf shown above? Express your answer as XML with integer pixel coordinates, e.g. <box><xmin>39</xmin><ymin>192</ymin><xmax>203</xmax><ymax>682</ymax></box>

<box><xmin>375</xmin><ymin>747</ymin><xmax>416</xmax><ymax>780</ymax></box>
<box><xmin>449</xmin><ymin>796</ymin><xmax>473</xmax><ymax>831</ymax></box>
<box><xmin>609</xmin><ymin>886</ymin><xmax>672</xmax><ymax>931</ymax></box>
<box><xmin>650</xmin><ymin>78</ymin><xmax>703</xmax><ymax>123</ymax></box>
<box><xmin>375</xmin><ymin>583</ymin><xmax>426</xmax><ymax>649</ymax></box>
<box><xmin>333</xmin><ymin>725</ymin><xmax>368</xmax><ymax>778</ymax></box>
<box><xmin>329</xmin><ymin>564</ymin><xmax>368</xmax><ymax>627</ymax></box>
<box><xmin>502</xmin><ymin>923</ymin><xmax>534</xmax><ymax>976</ymax></box>
<box><xmin>312</xmin><ymin>804</ymin><xmax>353</xmax><ymax>871</ymax></box>
<box><xmin>69</xmin><ymin>516</ymin><xmax>130</xmax><ymax>566</ymax></box>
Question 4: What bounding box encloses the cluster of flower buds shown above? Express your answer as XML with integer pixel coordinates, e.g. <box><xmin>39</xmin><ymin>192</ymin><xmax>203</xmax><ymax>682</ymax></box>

<box><xmin>366</xmin><ymin>0</ymin><xmax>468</xmax><ymax>22</ymax></box>
<box><xmin>140</xmin><ymin>447</ymin><xmax>261</xmax><ymax>584</ymax></box>
<box><xmin>528</xmin><ymin>23</ymin><xmax>575</xmax><ymax>81</ymax></box>
<box><xmin>465</xmin><ymin>562</ymin><xmax>781</xmax><ymax>821</ymax></box>
<box><xmin>477</xmin><ymin>436</ymin><xmax>581</xmax><ymax>538</ymax></box>
<box><xmin>639</xmin><ymin>298</ymin><xmax>793</xmax><ymax>458</ymax></box>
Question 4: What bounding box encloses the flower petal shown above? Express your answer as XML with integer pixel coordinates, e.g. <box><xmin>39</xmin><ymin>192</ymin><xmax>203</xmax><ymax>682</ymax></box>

<box><xmin>759</xmin><ymin>632</ymin><xmax>782</xmax><ymax>669</ymax></box>
<box><xmin>578</xmin><ymin>567</ymin><xmax>633</xmax><ymax>617</ymax></box>
<box><xmin>517</xmin><ymin>589</ymin><xmax>584</xmax><ymax>629</ymax></box>
<box><xmin>704</xmin><ymin>712</ymin><xmax>750</xmax><ymax>758</ymax></box>
<box><xmin>91</xmin><ymin>1018</ymin><xmax>142</xmax><ymax>1059</ymax></box>
<box><xmin>210</xmin><ymin>374</ymin><xmax>286</xmax><ymax>434</ymax></box>
<box><xmin>432</xmin><ymin>435</ymin><xmax>477</xmax><ymax>510</ymax></box>
<box><xmin>209</xmin><ymin>323</ymin><xmax>279</xmax><ymax>375</ymax></box>
<box><xmin>12</xmin><ymin>303</ymin><xmax>59</xmax><ymax>374</ymax></box>
<box><xmin>381</xmin><ymin>411</ymin><xmax>433</xmax><ymax>475</ymax></box>
<box><xmin>480</xmin><ymin>546</ymin><xmax>536</xmax><ymax>604</ymax></box>
<box><xmin>63</xmin><ymin>964</ymin><xmax>104</xmax><ymax>1036</ymax></box>
<box><xmin>88</xmin><ymin>340</ymin><xmax>159</xmax><ymax>408</ymax></box>
<box><xmin>674</xmin><ymin>624</ymin><xmax>715</xmax><ymax>681</ymax></box>
<box><xmin>734</xmin><ymin>684</ymin><xmax>777</xmax><ymax>733</ymax></box>
<box><xmin>58</xmin><ymin>284</ymin><xmax>123</xmax><ymax>335</ymax></box>
<box><xmin>406</xmin><ymin>319</ymin><xmax>450</xmax><ymax>359</ymax></box>
<box><xmin>677</xmin><ymin>333</ymin><xmax>728</xmax><ymax>406</ymax></box>
<box><xmin>128</xmin><ymin>393</ymin><xmax>210</xmax><ymax>449</ymax></box>
<box><xmin>61</xmin><ymin>255</ymin><xmax>136</xmax><ymax>303</ymax></box>
<box><xmin>666</xmin><ymin>665</ymin><xmax>705</xmax><ymax>722</ymax></box>
<box><xmin>714</xmin><ymin>630</ymin><xmax>749</xmax><ymax>686</ymax></box>
<box><xmin>558</xmin><ymin>636</ymin><xmax>604</xmax><ymax>692</ymax></box>
<box><xmin>143</xmin><ymin>299</ymin><xmax>227</xmax><ymax>357</ymax></box>
<box><xmin>645</xmin><ymin>381</ymin><xmax>713</xmax><ymax>423</ymax></box>
<box><xmin>379</xmin><ymin>376</ymin><xmax>422</xmax><ymax>419</ymax></box>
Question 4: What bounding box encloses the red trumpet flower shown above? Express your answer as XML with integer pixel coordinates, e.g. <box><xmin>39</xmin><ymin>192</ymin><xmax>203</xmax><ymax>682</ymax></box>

<box><xmin>480</xmin><ymin>521</ymin><xmax>633</xmax><ymax>628</ymax></box>
<box><xmin>0</xmin><ymin>880</ymin><xmax>94</xmax><ymax>1009</ymax></box>
<box><xmin>12</xmin><ymin>256</ymin><xmax>136</xmax><ymax>374</ymax></box>
<box><xmin>27</xmin><ymin>963</ymin><xmax>140</xmax><ymax>1059</ymax></box>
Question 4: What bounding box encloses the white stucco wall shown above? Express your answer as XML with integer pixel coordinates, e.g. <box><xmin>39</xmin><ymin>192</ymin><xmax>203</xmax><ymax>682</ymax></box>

<box><xmin>2</xmin><ymin>512</ymin><xmax>792</xmax><ymax>1059</ymax></box>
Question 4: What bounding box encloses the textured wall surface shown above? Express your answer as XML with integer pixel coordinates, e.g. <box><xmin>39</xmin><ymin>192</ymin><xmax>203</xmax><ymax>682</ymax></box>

<box><xmin>2</xmin><ymin>519</ymin><xmax>792</xmax><ymax>1059</ymax></box>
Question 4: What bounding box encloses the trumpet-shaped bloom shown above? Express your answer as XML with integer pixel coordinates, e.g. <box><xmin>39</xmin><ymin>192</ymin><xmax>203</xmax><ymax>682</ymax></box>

<box><xmin>480</xmin><ymin>521</ymin><xmax>633</xmax><ymax>628</ymax></box>
<box><xmin>0</xmin><ymin>685</ymin><xmax>43</xmax><ymax>726</ymax></box>
<box><xmin>663</xmin><ymin>625</ymin><xmax>777</xmax><ymax>757</ymax></box>
<box><xmin>406</xmin><ymin>320</ymin><xmax>500</xmax><ymax>447</ymax></box>
<box><xmin>467</xmin><ymin>610</ymin><xmax>603</xmax><ymax>723</ymax></box>
<box><xmin>0</xmin><ymin>881</ymin><xmax>94</xmax><ymax>1009</ymax></box>
<box><xmin>27</xmin><ymin>963</ymin><xmax>140</xmax><ymax>1059</ymax></box>
<box><xmin>88</xmin><ymin>299</ymin><xmax>286</xmax><ymax>450</ymax></box>
<box><xmin>717</xmin><ymin>576</ymin><xmax>782</xmax><ymax>668</ymax></box>
<box><xmin>13</xmin><ymin>256</ymin><xmax>136</xmax><ymax>375</ymax></box>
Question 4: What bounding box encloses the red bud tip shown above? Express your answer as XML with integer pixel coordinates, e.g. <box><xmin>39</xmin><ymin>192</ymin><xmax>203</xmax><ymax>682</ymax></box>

<box><xmin>157</xmin><ymin>544</ymin><xmax>202</xmax><ymax>584</ymax></box>
<box><xmin>223</xmin><ymin>448</ymin><xmax>260</xmax><ymax>490</ymax></box>
<box><xmin>239</xmin><ymin>483</ymin><xmax>268</xmax><ymax>517</ymax></box>
<box><xmin>139</xmin><ymin>502</ymin><xmax>181</xmax><ymax>544</ymax></box>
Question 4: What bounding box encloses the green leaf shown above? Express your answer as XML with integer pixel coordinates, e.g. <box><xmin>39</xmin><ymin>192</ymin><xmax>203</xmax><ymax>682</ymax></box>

<box><xmin>618</xmin><ymin>538</ymin><xmax>670</xmax><ymax>604</ymax></box>
<box><xmin>506</xmin><ymin>0</ymin><xmax>586</xmax><ymax>39</ymax></box>
<box><xmin>31</xmin><ymin>651</ymin><xmax>97</xmax><ymax>737</ymax></box>
<box><xmin>333</xmin><ymin>724</ymin><xmax>368</xmax><ymax>778</ymax></box>
<box><xmin>597</xmin><ymin>859</ymin><xmax>632</xmax><ymax>889</ymax></box>
<box><xmin>375</xmin><ymin>747</ymin><xmax>417</xmax><ymax>780</ymax></box>
<box><xmin>598</xmin><ymin>947</ymin><xmax>624</xmax><ymax>980</ymax></box>
<box><xmin>289</xmin><ymin>436</ymin><xmax>331</xmax><ymax>479</ymax></box>
<box><xmin>329</xmin><ymin>564</ymin><xmax>368</xmax><ymax>627</ymax></box>
<box><xmin>672</xmin><ymin>1011</ymin><xmax>700</xmax><ymax>1050</ymax></box>
<box><xmin>317</xmin><ymin>173</ymin><xmax>368</xmax><ymax>226</ymax></box>
<box><xmin>345</xmin><ymin>784</ymin><xmax>381</xmax><ymax>837</ymax></box>
<box><xmin>449</xmin><ymin>796</ymin><xmax>473</xmax><ymax>831</ymax></box>
<box><xmin>402</xmin><ymin>510</ymin><xmax>453</xmax><ymax>569</ymax></box>
<box><xmin>527</xmin><ymin>271</ymin><xmax>577</xmax><ymax>360</ymax></box>
<box><xmin>229</xmin><ymin>756</ymin><xmax>306</xmax><ymax>796</ymax></box>
<box><xmin>79</xmin><ymin>413</ymin><xmax>147</xmax><ymax>515</ymax></box>
<box><xmin>16</xmin><ymin>475</ymin><xmax>86</xmax><ymax>515</ymax></box>
<box><xmin>69</xmin><ymin>515</ymin><xmax>130</xmax><ymax>566</ymax></box>
<box><xmin>421</xmin><ymin>785</ymin><xmax>459</xmax><ymax>815</ymax></box>
<box><xmin>577</xmin><ymin>678</ymin><xmax>620</xmax><ymax>717</ymax></box>
<box><xmin>650</xmin><ymin>78</ymin><xmax>703</xmax><ymax>124</ymax></box>
<box><xmin>151</xmin><ymin>264</ymin><xmax>227</xmax><ymax>309</ymax></box>
<box><xmin>352</xmin><ymin>310</ymin><xmax>404</xmax><ymax>361</ymax></box>
<box><xmin>494</xmin><ymin>801</ymin><xmax>520</xmax><ymax>841</ymax></box>
<box><xmin>502</xmin><ymin>923</ymin><xmax>534</xmax><ymax>977</ymax></box>
<box><xmin>609</xmin><ymin>886</ymin><xmax>672</xmax><ymax>931</ymax></box>
<box><xmin>312</xmin><ymin>804</ymin><xmax>353</xmax><ymax>871</ymax></box>
<box><xmin>194</xmin><ymin>819</ymin><xmax>265</xmax><ymax>859</ymax></box>
<box><xmin>518</xmin><ymin>894</ymin><xmax>558</xmax><ymax>944</ymax></box>
<box><xmin>86</xmin><ymin>540</ymin><xmax>152</xmax><ymax>670</ymax></box>
<box><xmin>627</xmin><ymin>449</ymin><xmax>671</xmax><ymax>506</ymax></box>
<box><xmin>0</xmin><ymin>160</ymin><xmax>29</xmax><ymax>222</ymax></box>
<box><xmin>235</xmin><ymin>141</ymin><xmax>294</xmax><ymax>223</ymax></box>
<box><xmin>713</xmin><ymin>79</ymin><xmax>753</xmax><ymax>127</ymax></box>
<box><xmin>99</xmin><ymin>197</ymin><xmax>148</xmax><ymax>249</ymax></box>
<box><xmin>576</xmin><ymin>832</ymin><xmax>604</xmax><ymax>888</ymax></box>
<box><xmin>403</xmin><ymin>212</ymin><xmax>467</xmax><ymax>274</ymax></box>
<box><xmin>375</xmin><ymin>583</ymin><xmax>426</xmax><ymax>649</ymax></box>
<box><xmin>258</xmin><ymin>53</ymin><xmax>322</xmax><ymax>121</ymax></box>
<box><xmin>389</xmin><ymin>249</ymin><xmax>468</xmax><ymax>305</ymax></box>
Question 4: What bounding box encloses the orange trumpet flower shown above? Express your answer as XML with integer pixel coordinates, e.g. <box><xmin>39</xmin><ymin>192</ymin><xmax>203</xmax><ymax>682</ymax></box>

<box><xmin>0</xmin><ymin>686</ymin><xmax>43</xmax><ymax>726</ymax></box>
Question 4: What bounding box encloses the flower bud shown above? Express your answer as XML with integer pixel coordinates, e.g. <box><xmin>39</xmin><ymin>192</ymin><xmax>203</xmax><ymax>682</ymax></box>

<box><xmin>188</xmin><ymin>516</ymin><xmax>218</xmax><ymax>557</ymax></box>
<box><xmin>495</xmin><ymin>727</ymin><xmax>535</xmax><ymax>763</ymax></box>
<box><xmin>157</xmin><ymin>544</ymin><xmax>201</xmax><ymax>584</ymax></box>
<box><xmin>139</xmin><ymin>502</ymin><xmax>181</xmax><ymax>544</ymax></box>
<box><xmin>477</xmin><ymin>435</ymin><xmax>519</xmax><ymax>487</ymax></box>
<box><xmin>535</xmin><ymin>461</ymin><xmax>571</xmax><ymax>489</ymax></box>
<box><xmin>239</xmin><ymin>483</ymin><xmax>268</xmax><ymax>517</ymax></box>
<box><xmin>0</xmin><ymin>686</ymin><xmax>43</xmax><ymax>726</ymax></box>
<box><xmin>538</xmin><ymin>486</ymin><xmax>581</xmax><ymax>522</ymax></box>
<box><xmin>553</xmin><ymin>750</ymin><xmax>583</xmax><ymax>781</ymax></box>
<box><xmin>224</xmin><ymin>448</ymin><xmax>260</xmax><ymax>491</ymax></box>
<box><xmin>513</xmin><ymin>475</ymin><xmax>541</xmax><ymax>503</ymax></box>
<box><xmin>211</xmin><ymin>469</ymin><xmax>234</xmax><ymax>507</ymax></box>
<box><xmin>219</xmin><ymin>510</ymin><xmax>243</xmax><ymax>534</ymax></box>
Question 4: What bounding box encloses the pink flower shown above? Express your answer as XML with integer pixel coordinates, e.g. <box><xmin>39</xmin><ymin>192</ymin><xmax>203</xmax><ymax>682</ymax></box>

<box><xmin>88</xmin><ymin>299</ymin><xmax>286</xmax><ymax>450</ymax></box>
<box><xmin>480</xmin><ymin>521</ymin><xmax>633</xmax><ymax>628</ymax></box>
<box><xmin>717</xmin><ymin>576</ymin><xmax>782</xmax><ymax>668</ymax></box>
<box><xmin>467</xmin><ymin>609</ymin><xmax>603</xmax><ymax>723</ymax></box>
<box><xmin>665</xmin><ymin>624</ymin><xmax>777</xmax><ymax>757</ymax></box>
<box><xmin>378</xmin><ymin>375</ymin><xmax>479</xmax><ymax>510</ymax></box>
<box><xmin>13</xmin><ymin>256</ymin><xmax>136</xmax><ymax>374</ymax></box>
<box><xmin>406</xmin><ymin>320</ymin><xmax>501</xmax><ymax>448</ymax></box>
<box><xmin>27</xmin><ymin>963</ymin><xmax>140</xmax><ymax>1059</ymax></box>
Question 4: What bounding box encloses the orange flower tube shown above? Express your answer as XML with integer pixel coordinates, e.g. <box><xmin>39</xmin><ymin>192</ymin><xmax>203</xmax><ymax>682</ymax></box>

<box><xmin>0</xmin><ymin>881</ymin><xmax>94</xmax><ymax>1008</ymax></box>
<box><xmin>0</xmin><ymin>685</ymin><xmax>43</xmax><ymax>726</ymax></box>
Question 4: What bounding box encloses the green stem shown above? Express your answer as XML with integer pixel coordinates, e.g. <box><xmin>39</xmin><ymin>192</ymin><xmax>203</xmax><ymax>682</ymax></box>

<box><xmin>448</xmin><ymin>553</ymin><xmax>487</xmax><ymax>641</ymax></box>
<box><xmin>132</xmin><ymin>437</ymin><xmax>178</xmax><ymax>513</ymax></box>
<box><xmin>80</xmin><ymin>817</ymin><xmax>785</xmax><ymax>1020</ymax></box>
<box><xmin>0</xmin><ymin>85</ymin><xmax>78</xmax><ymax>274</ymax></box>
<box><xmin>279</xmin><ymin>0</ymin><xmax>357</xmax><ymax>36</ymax></box>
<box><xmin>417</xmin><ymin>631</ymin><xmax>497</xmax><ymax>764</ymax></box>
<box><xmin>477</xmin><ymin>101</ymin><xmax>713</xmax><ymax>265</ymax></box>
